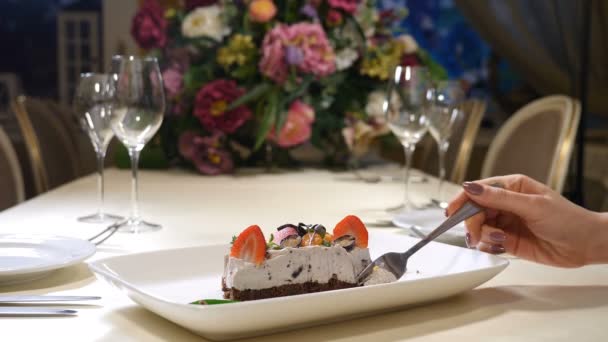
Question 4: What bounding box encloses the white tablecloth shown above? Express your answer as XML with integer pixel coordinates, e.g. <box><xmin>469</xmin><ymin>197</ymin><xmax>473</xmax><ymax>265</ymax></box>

<box><xmin>0</xmin><ymin>168</ymin><xmax>607</xmax><ymax>341</ymax></box>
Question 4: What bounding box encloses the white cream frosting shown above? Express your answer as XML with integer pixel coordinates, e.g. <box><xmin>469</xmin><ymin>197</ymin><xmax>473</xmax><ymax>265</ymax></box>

<box><xmin>223</xmin><ymin>246</ymin><xmax>371</xmax><ymax>290</ymax></box>
<box><xmin>363</xmin><ymin>266</ymin><xmax>398</xmax><ymax>286</ymax></box>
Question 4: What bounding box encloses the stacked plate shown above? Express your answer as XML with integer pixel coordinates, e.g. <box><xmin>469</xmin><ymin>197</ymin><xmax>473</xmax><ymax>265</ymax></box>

<box><xmin>0</xmin><ymin>234</ymin><xmax>96</xmax><ymax>285</ymax></box>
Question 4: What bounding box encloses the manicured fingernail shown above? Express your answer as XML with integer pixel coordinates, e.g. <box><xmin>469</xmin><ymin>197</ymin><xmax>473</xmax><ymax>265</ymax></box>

<box><xmin>462</xmin><ymin>182</ymin><xmax>483</xmax><ymax>195</ymax></box>
<box><xmin>444</xmin><ymin>209</ymin><xmax>448</xmax><ymax>217</ymax></box>
<box><xmin>490</xmin><ymin>231</ymin><xmax>506</xmax><ymax>243</ymax></box>
<box><xmin>490</xmin><ymin>244</ymin><xmax>505</xmax><ymax>254</ymax></box>
<box><xmin>465</xmin><ymin>233</ymin><xmax>473</xmax><ymax>248</ymax></box>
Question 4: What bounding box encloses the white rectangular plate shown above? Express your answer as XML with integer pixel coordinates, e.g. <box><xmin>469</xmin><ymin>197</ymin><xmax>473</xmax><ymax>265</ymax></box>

<box><xmin>89</xmin><ymin>231</ymin><xmax>508</xmax><ymax>341</ymax></box>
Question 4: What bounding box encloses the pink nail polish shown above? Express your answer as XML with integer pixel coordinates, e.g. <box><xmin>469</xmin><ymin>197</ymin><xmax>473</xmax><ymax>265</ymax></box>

<box><xmin>462</xmin><ymin>182</ymin><xmax>483</xmax><ymax>195</ymax></box>
<box><xmin>490</xmin><ymin>231</ymin><xmax>506</xmax><ymax>243</ymax></box>
<box><xmin>490</xmin><ymin>244</ymin><xmax>505</xmax><ymax>254</ymax></box>
<box><xmin>465</xmin><ymin>233</ymin><xmax>473</xmax><ymax>248</ymax></box>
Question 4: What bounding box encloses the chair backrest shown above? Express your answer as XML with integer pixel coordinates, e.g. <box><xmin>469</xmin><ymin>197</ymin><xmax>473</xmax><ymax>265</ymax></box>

<box><xmin>11</xmin><ymin>95</ymin><xmax>81</xmax><ymax>194</ymax></box>
<box><xmin>43</xmin><ymin>99</ymin><xmax>97</xmax><ymax>175</ymax></box>
<box><xmin>481</xmin><ymin>95</ymin><xmax>579</xmax><ymax>193</ymax></box>
<box><xmin>0</xmin><ymin>125</ymin><xmax>25</xmax><ymax>210</ymax></box>
<box><xmin>415</xmin><ymin>99</ymin><xmax>486</xmax><ymax>184</ymax></box>
<box><xmin>448</xmin><ymin>99</ymin><xmax>486</xmax><ymax>184</ymax></box>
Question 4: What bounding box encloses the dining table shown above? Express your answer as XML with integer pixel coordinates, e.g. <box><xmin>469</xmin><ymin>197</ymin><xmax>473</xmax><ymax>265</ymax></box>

<box><xmin>0</xmin><ymin>167</ymin><xmax>607</xmax><ymax>341</ymax></box>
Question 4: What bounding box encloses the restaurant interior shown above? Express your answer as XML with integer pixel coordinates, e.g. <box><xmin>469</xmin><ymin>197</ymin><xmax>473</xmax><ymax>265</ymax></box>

<box><xmin>0</xmin><ymin>1</ymin><xmax>606</xmax><ymax>341</ymax></box>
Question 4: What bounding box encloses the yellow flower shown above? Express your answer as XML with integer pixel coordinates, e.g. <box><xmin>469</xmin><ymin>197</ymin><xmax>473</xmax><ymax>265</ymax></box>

<box><xmin>217</xmin><ymin>34</ymin><xmax>257</xmax><ymax>69</ymax></box>
<box><xmin>360</xmin><ymin>41</ymin><xmax>405</xmax><ymax>80</ymax></box>
<box><xmin>165</xmin><ymin>8</ymin><xmax>176</xmax><ymax>19</ymax></box>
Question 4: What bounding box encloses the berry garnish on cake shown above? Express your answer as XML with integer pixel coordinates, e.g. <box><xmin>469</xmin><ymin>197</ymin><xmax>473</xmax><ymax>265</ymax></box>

<box><xmin>221</xmin><ymin>215</ymin><xmax>373</xmax><ymax>301</ymax></box>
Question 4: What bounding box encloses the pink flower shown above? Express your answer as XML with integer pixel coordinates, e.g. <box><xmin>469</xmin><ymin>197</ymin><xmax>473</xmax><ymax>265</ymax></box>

<box><xmin>131</xmin><ymin>0</ymin><xmax>167</xmax><ymax>50</ymax></box>
<box><xmin>327</xmin><ymin>0</ymin><xmax>360</xmax><ymax>14</ymax></box>
<box><xmin>194</xmin><ymin>79</ymin><xmax>252</xmax><ymax>134</ymax></box>
<box><xmin>162</xmin><ymin>64</ymin><xmax>183</xmax><ymax>98</ymax></box>
<box><xmin>259</xmin><ymin>25</ymin><xmax>290</xmax><ymax>84</ymax></box>
<box><xmin>179</xmin><ymin>131</ymin><xmax>234</xmax><ymax>175</ymax></box>
<box><xmin>260</xmin><ymin>23</ymin><xmax>336</xmax><ymax>84</ymax></box>
<box><xmin>268</xmin><ymin>100</ymin><xmax>315</xmax><ymax>148</ymax></box>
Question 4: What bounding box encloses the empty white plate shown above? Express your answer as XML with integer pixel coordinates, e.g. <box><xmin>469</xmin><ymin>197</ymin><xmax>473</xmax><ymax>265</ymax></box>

<box><xmin>89</xmin><ymin>231</ymin><xmax>508</xmax><ymax>341</ymax></box>
<box><xmin>0</xmin><ymin>234</ymin><xmax>96</xmax><ymax>285</ymax></box>
<box><xmin>392</xmin><ymin>208</ymin><xmax>467</xmax><ymax>245</ymax></box>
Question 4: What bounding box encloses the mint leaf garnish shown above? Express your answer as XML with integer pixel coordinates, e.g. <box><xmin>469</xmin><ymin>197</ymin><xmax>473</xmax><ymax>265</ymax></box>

<box><xmin>190</xmin><ymin>299</ymin><xmax>239</xmax><ymax>305</ymax></box>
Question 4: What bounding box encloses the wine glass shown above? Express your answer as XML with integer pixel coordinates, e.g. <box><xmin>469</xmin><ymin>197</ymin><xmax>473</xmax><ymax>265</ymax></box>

<box><xmin>74</xmin><ymin>73</ymin><xmax>123</xmax><ymax>224</ymax></box>
<box><xmin>426</xmin><ymin>81</ymin><xmax>465</xmax><ymax>208</ymax></box>
<box><xmin>384</xmin><ymin>66</ymin><xmax>430</xmax><ymax>213</ymax></box>
<box><xmin>109</xmin><ymin>55</ymin><xmax>165</xmax><ymax>233</ymax></box>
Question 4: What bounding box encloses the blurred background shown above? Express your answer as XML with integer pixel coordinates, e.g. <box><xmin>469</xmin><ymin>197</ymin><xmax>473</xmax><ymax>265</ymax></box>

<box><xmin>1</xmin><ymin>0</ymin><xmax>607</xmax><ymax>211</ymax></box>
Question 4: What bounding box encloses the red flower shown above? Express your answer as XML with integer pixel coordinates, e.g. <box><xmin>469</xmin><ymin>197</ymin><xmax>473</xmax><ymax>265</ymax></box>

<box><xmin>194</xmin><ymin>79</ymin><xmax>252</xmax><ymax>134</ymax></box>
<box><xmin>185</xmin><ymin>0</ymin><xmax>218</xmax><ymax>11</ymax></box>
<box><xmin>178</xmin><ymin>131</ymin><xmax>234</xmax><ymax>175</ymax></box>
<box><xmin>401</xmin><ymin>53</ymin><xmax>420</xmax><ymax>67</ymax></box>
<box><xmin>327</xmin><ymin>0</ymin><xmax>360</xmax><ymax>14</ymax></box>
<box><xmin>131</xmin><ymin>0</ymin><xmax>167</xmax><ymax>50</ymax></box>
<box><xmin>326</xmin><ymin>9</ymin><xmax>343</xmax><ymax>26</ymax></box>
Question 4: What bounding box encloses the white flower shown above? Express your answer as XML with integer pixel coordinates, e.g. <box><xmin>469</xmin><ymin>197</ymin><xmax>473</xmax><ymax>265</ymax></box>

<box><xmin>355</xmin><ymin>2</ymin><xmax>378</xmax><ymax>38</ymax></box>
<box><xmin>181</xmin><ymin>5</ymin><xmax>230</xmax><ymax>42</ymax></box>
<box><xmin>366</xmin><ymin>89</ymin><xmax>402</xmax><ymax>122</ymax></box>
<box><xmin>397</xmin><ymin>34</ymin><xmax>418</xmax><ymax>54</ymax></box>
<box><xmin>335</xmin><ymin>48</ymin><xmax>358</xmax><ymax>70</ymax></box>
<box><xmin>365</xmin><ymin>90</ymin><xmax>388</xmax><ymax>119</ymax></box>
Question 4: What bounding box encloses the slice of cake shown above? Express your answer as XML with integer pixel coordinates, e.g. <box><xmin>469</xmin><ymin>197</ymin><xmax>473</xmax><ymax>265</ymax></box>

<box><xmin>222</xmin><ymin>215</ymin><xmax>372</xmax><ymax>301</ymax></box>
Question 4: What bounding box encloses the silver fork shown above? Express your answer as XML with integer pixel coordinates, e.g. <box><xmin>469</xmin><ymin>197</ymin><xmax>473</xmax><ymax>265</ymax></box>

<box><xmin>356</xmin><ymin>201</ymin><xmax>482</xmax><ymax>284</ymax></box>
<box><xmin>88</xmin><ymin>220</ymin><xmax>125</xmax><ymax>246</ymax></box>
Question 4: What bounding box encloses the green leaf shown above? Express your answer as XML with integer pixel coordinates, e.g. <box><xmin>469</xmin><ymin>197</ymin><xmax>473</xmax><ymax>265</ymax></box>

<box><xmin>344</xmin><ymin>14</ymin><xmax>368</xmax><ymax>56</ymax></box>
<box><xmin>266</xmin><ymin>233</ymin><xmax>282</xmax><ymax>249</ymax></box>
<box><xmin>417</xmin><ymin>50</ymin><xmax>448</xmax><ymax>81</ymax></box>
<box><xmin>230</xmin><ymin>235</ymin><xmax>237</xmax><ymax>245</ymax></box>
<box><xmin>183</xmin><ymin>65</ymin><xmax>208</xmax><ymax>92</ymax></box>
<box><xmin>254</xmin><ymin>89</ymin><xmax>280</xmax><ymax>150</ymax></box>
<box><xmin>227</xmin><ymin>82</ymin><xmax>271</xmax><ymax>110</ymax></box>
<box><xmin>113</xmin><ymin>143</ymin><xmax>169</xmax><ymax>169</ymax></box>
<box><xmin>276</xmin><ymin>75</ymin><xmax>314</xmax><ymax>132</ymax></box>
<box><xmin>183</xmin><ymin>36</ymin><xmax>219</xmax><ymax>49</ymax></box>
<box><xmin>190</xmin><ymin>299</ymin><xmax>239</xmax><ymax>305</ymax></box>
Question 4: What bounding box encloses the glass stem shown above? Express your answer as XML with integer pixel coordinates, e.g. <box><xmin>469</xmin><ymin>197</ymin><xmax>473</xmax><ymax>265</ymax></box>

<box><xmin>437</xmin><ymin>141</ymin><xmax>449</xmax><ymax>202</ymax></box>
<box><xmin>403</xmin><ymin>143</ymin><xmax>416</xmax><ymax>210</ymax></box>
<box><xmin>128</xmin><ymin>148</ymin><xmax>141</xmax><ymax>222</ymax></box>
<box><xmin>96</xmin><ymin>150</ymin><xmax>106</xmax><ymax>217</ymax></box>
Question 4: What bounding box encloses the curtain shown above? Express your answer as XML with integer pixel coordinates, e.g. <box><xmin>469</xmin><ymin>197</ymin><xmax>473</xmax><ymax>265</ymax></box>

<box><xmin>455</xmin><ymin>0</ymin><xmax>608</xmax><ymax>114</ymax></box>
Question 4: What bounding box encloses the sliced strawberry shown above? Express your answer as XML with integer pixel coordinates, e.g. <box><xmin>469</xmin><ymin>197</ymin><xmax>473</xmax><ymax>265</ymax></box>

<box><xmin>273</xmin><ymin>227</ymin><xmax>298</xmax><ymax>244</ymax></box>
<box><xmin>332</xmin><ymin>215</ymin><xmax>368</xmax><ymax>248</ymax></box>
<box><xmin>230</xmin><ymin>225</ymin><xmax>267</xmax><ymax>265</ymax></box>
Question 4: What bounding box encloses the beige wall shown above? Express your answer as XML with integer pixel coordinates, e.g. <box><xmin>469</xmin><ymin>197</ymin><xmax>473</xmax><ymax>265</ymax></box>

<box><xmin>102</xmin><ymin>0</ymin><xmax>139</xmax><ymax>72</ymax></box>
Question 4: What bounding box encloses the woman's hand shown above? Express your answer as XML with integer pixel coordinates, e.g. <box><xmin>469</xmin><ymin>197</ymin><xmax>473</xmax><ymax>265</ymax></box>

<box><xmin>447</xmin><ymin>174</ymin><xmax>608</xmax><ymax>267</ymax></box>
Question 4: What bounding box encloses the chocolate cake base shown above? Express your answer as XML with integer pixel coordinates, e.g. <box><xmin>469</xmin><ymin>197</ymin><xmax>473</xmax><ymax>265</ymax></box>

<box><xmin>222</xmin><ymin>276</ymin><xmax>357</xmax><ymax>301</ymax></box>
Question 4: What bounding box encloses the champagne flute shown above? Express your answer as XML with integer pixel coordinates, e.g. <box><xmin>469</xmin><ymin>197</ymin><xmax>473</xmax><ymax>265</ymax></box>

<box><xmin>109</xmin><ymin>56</ymin><xmax>165</xmax><ymax>233</ymax></box>
<box><xmin>384</xmin><ymin>66</ymin><xmax>430</xmax><ymax>213</ymax></box>
<box><xmin>426</xmin><ymin>81</ymin><xmax>465</xmax><ymax>207</ymax></box>
<box><xmin>74</xmin><ymin>73</ymin><xmax>123</xmax><ymax>223</ymax></box>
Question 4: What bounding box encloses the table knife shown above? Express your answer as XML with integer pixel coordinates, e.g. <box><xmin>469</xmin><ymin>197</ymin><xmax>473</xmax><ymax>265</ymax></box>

<box><xmin>0</xmin><ymin>307</ymin><xmax>77</xmax><ymax>316</ymax></box>
<box><xmin>0</xmin><ymin>295</ymin><xmax>100</xmax><ymax>303</ymax></box>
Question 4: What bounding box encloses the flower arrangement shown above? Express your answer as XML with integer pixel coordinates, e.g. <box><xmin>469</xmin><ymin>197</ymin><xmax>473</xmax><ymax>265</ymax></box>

<box><xmin>130</xmin><ymin>0</ymin><xmax>446</xmax><ymax>174</ymax></box>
